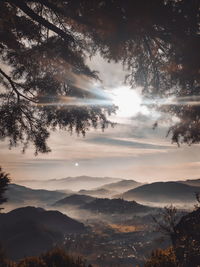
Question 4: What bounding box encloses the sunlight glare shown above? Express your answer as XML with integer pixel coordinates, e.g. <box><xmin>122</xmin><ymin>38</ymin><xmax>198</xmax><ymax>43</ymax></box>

<box><xmin>111</xmin><ymin>86</ymin><xmax>143</xmax><ymax>117</ymax></box>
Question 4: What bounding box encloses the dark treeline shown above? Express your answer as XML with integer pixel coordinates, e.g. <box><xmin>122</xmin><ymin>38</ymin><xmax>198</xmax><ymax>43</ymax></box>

<box><xmin>0</xmin><ymin>247</ymin><xmax>92</xmax><ymax>267</ymax></box>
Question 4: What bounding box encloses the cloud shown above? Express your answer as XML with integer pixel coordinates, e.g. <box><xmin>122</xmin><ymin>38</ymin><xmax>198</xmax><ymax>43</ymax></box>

<box><xmin>1</xmin><ymin>54</ymin><xmax>200</xmax><ymax>184</ymax></box>
<box><xmin>84</xmin><ymin>136</ymin><xmax>171</xmax><ymax>150</ymax></box>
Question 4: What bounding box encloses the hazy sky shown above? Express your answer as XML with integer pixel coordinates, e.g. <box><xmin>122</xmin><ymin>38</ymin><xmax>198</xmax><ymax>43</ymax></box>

<box><xmin>1</xmin><ymin>55</ymin><xmax>200</xmax><ymax>183</ymax></box>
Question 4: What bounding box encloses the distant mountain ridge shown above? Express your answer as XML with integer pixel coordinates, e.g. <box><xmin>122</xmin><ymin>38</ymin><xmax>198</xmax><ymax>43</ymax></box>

<box><xmin>122</xmin><ymin>181</ymin><xmax>200</xmax><ymax>203</ymax></box>
<box><xmin>97</xmin><ymin>179</ymin><xmax>142</xmax><ymax>193</ymax></box>
<box><xmin>178</xmin><ymin>178</ymin><xmax>200</xmax><ymax>187</ymax></box>
<box><xmin>77</xmin><ymin>179</ymin><xmax>142</xmax><ymax>198</ymax></box>
<box><xmin>4</xmin><ymin>183</ymin><xmax>67</xmax><ymax>210</ymax></box>
<box><xmin>17</xmin><ymin>176</ymin><xmax>123</xmax><ymax>191</ymax></box>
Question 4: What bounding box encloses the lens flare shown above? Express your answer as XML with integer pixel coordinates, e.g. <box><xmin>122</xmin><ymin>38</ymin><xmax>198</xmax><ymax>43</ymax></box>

<box><xmin>111</xmin><ymin>86</ymin><xmax>143</xmax><ymax>117</ymax></box>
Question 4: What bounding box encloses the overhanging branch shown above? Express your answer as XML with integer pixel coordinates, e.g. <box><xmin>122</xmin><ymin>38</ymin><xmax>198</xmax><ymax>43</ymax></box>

<box><xmin>8</xmin><ymin>0</ymin><xmax>75</xmax><ymax>43</ymax></box>
<box><xmin>0</xmin><ymin>68</ymin><xmax>38</xmax><ymax>103</ymax></box>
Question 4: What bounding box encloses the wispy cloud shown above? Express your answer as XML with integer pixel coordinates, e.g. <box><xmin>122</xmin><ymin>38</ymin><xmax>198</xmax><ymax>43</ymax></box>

<box><xmin>84</xmin><ymin>136</ymin><xmax>172</xmax><ymax>150</ymax></box>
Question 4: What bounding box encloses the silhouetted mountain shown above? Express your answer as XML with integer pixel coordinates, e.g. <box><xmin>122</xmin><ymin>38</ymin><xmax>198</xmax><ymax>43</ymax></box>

<box><xmin>122</xmin><ymin>182</ymin><xmax>200</xmax><ymax>203</ymax></box>
<box><xmin>78</xmin><ymin>188</ymin><xmax>112</xmax><ymax>198</ymax></box>
<box><xmin>98</xmin><ymin>179</ymin><xmax>142</xmax><ymax>193</ymax></box>
<box><xmin>178</xmin><ymin>178</ymin><xmax>200</xmax><ymax>187</ymax></box>
<box><xmin>5</xmin><ymin>184</ymin><xmax>67</xmax><ymax>208</ymax></box>
<box><xmin>17</xmin><ymin>176</ymin><xmax>122</xmax><ymax>191</ymax></box>
<box><xmin>82</xmin><ymin>198</ymin><xmax>151</xmax><ymax>214</ymax></box>
<box><xmin>53</xmin><ymin>194</ymin><xmax>94</xmax><ymax>207</ymax></box>
<box><xmin>0</xmin><ymin>207</ymin><xmax>85</xmax><ymax>260</ymax></box>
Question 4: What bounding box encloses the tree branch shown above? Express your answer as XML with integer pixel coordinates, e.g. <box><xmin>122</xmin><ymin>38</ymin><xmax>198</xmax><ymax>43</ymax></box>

<box><xmin>26</xmin><ymin>0</ymin><xmax>91</xmax><ymax>30</ymax></box>
<box><xmin>0</xmin><ymin>68</ymin><xmax>38</xmax><ymax>103</ymax></box>
<box><xmin>8</xmin><ymin>0</ymin><xmax>75</xmax><ymax>43</ymax></box>
<box><xmin>143</xmin><ymin>35</ymin><xmax>160</xmax><ymax>90</ymax></box>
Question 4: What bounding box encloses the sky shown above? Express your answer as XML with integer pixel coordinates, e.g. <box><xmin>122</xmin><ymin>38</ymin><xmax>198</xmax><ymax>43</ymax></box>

<box><xmin>1</xmin><ymin>55</ymin><xmax>200</xmax><ymax>184</ymax></box>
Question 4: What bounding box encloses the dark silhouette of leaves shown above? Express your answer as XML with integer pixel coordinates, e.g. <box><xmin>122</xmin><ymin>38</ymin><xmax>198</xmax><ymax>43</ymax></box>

<box><xmin>0</xmin><ymin>167</ymin><xmax>10</xmax><ymax>209</ymax></box>
<box><xmin>1</xmin><ymin>0</ymin><xmax>200</xmax><ymax>152</ymax></box>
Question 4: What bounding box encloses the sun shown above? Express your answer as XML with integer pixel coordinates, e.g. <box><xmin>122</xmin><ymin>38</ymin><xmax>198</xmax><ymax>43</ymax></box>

<box><xmin>111</xmin><ymin>86</ymin><xmax>142</xmax><ymax>117</ymax></box>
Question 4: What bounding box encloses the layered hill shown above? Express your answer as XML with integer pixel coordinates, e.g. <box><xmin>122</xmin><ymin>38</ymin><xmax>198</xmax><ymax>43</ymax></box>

<box><xmin>4</xmin><ymin>184</ymin><xmax>67</xmax><ymax>209</ymax></box>
<box><xmin>17</xmin><ymin>176</ymin><xmax>122</xmax><ymax>191</ymax></box>
<box><xmin>178</xmin><ymin>178</ymin><xmax>200</xmax><ymax>187</ymax></box>
<box><xmin>53</xmin><ymin>194</ymin><xmax>94</xmax><ymax>207</ymax></box>
<box><xmin>98</xmin><ymin>179</ymin><xmax>142</xmax><ymax>193</ymax></box>
<box><xmin>81</xmin><ymin>198</ymin><xmax>151</xmax><ymax>214</ymax></box>
<box><xmin>0</xmin><ymin>207</ymin><xmax>85</xmax><ymax>260</ymax></box>
<box><xmin>122</xmin><ymin>182</ymin><xmax>200</xmax><ymax>203</ymax></box>
<box><xmin>78</xmin><ymin>188</ymin><xmax>112</xmax><ymax>198</ymax></box>
<box><xmin>76</xmin><ymin>180</ymin><xmax>142</xmax><ymax>198</ymax></box>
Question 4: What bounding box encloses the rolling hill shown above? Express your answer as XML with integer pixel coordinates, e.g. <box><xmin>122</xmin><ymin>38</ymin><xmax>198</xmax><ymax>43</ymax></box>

<box><xmin>4</xmin><ymin>184</ymin><xmax>67</xmax><ymax>209</ymax></box>
<box><xmin>53</xmin><ymin>194</ymin><xmax>95</xmax><ymax>207</ymax></box>
<box><xmin>0</xmin><ymin>206</ymin><xmax>85</xmax><ymax>260</ymax></box>
<box><xmin>78</xmin><ymin>188</ymin><xmax>113</xmax><ymax>198</ymax></box>
<box><xmin>178</xmin><ymin>178</ymin><xmax>200</xmax><ymax>187</ymax></box>
<box><xmin>98</xmin><ymin>179</ymin><xmax>142</xmax><ymax>193</ymax></box>
<box><xmin>81</xmin><ymin>198</ymin><xmax>151</xmax><ymax>214</ymax></box>
<box><xmin>122</xmin><ymin>182</ymin><xmax>200</xmax><ymax>203</ymax></box>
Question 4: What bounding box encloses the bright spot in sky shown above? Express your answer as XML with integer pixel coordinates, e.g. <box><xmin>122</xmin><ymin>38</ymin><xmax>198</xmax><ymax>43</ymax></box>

<box><xmin>75</xmin><ymin>162</ymin><xmax>79</xmax><ymax>167</ymax></box>
<box><xmin>111</xmin><ymin>86</ymin><xmax>144</xmax><ymax>117</ymax></box>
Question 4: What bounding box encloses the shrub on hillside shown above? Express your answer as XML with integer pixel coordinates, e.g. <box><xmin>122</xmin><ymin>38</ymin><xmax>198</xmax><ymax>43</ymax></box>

<box><xmin>16</xmin><ymin>248</ymin><xmax>92</xmax><ymax>267</ymax></box>
<box><xmin>0</xmin><ymin>245</ymin><xmax>16</xmax><ymax>267</ymax></box>
<box><xmin>144</xmin><ymin>247</ymin><xmax>177</xmax><ymax>267</ymax></box>
<box><xmin>41</xmin><ymin>248</ymin><xmax>89</xmax><ymax>267</ymax></box>
<box><xmin>17</xmin><ymin>257</ymin><xmax>46</xmax><ymax>267</ymax></box>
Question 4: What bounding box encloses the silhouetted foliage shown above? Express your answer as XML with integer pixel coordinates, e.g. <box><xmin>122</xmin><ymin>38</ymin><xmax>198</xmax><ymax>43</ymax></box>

<box><xmin>16</xmin><ymin>248</ymin><xmax>92</xmax><ymax>267</ymax></box>
<box><xmin>0</xmin><ymin>245</ymin><xmax>16</xmax><ymax>267</ymax></box>
<box><xmin>17</xmin><ymin>257</ymin><xmax>46</xmax><ymax>267</ymax></box>
<box><xmin>67</xmin><ymin>0</ymin><xmax>200</xmax><ymax>145</ymax></box>
<box><xmin>0</xmin><ymin>0</ymin><xmax>200</xmax><ymax>152</ymax></box>
<box><xmin>144</xmin><ymin>247</ymin><xmax>177</xmax><ymax>267</ymax></box>
<box><xmin>0</xmin><ymin>0</ymin><xmax>115</xmax><ymax>154</ymax></box>
<box><xmin>41</xmin><ymin>247</ymin><xmax>89</xmax><ymax>267</ymax></box>
<box><xmin>151</xmin><ymin>205</ymin><xmax>200</xmax><ymax>267</ymax></box>
<box><xmin>0</xmin><ymin>167</ymin><xmax>10</xmax><ymax>209</ymax></box>
<box><xmin>172</xmin><ymin>207</ymin><xmax>200</xmax><ymax>267</ymax></box>
<box><xmin>194</xmin><ymin>192</ymin><xmax>200</xmax><ymax>210</ymax></box>
<box><xmin>152</xmin><ymin>205</ymin><xmax>180</xmax><ymax>244</ymax></box>
<box><xmin>0</xmin><ymin>248</ymin><xmax>92</xmax><ymax>267</ymax></box>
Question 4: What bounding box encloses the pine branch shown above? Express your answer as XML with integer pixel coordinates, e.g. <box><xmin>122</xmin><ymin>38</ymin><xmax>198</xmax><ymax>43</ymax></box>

<box><xmin>0</xmin><ymin>68</ymin><xmax>38</xmax><ymax>103</ymax></box>
<box><xmin>8</xmin><ymin>0</ymin><xmax>75</xmax><ymax>43</ymax></box>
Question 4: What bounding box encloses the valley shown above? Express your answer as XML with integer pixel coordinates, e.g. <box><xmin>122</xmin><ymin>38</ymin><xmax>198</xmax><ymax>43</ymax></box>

<box><xmin>1</xmin><ymin>176</ymin><xmax>197</xmax><ymax>266</ymax></box>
